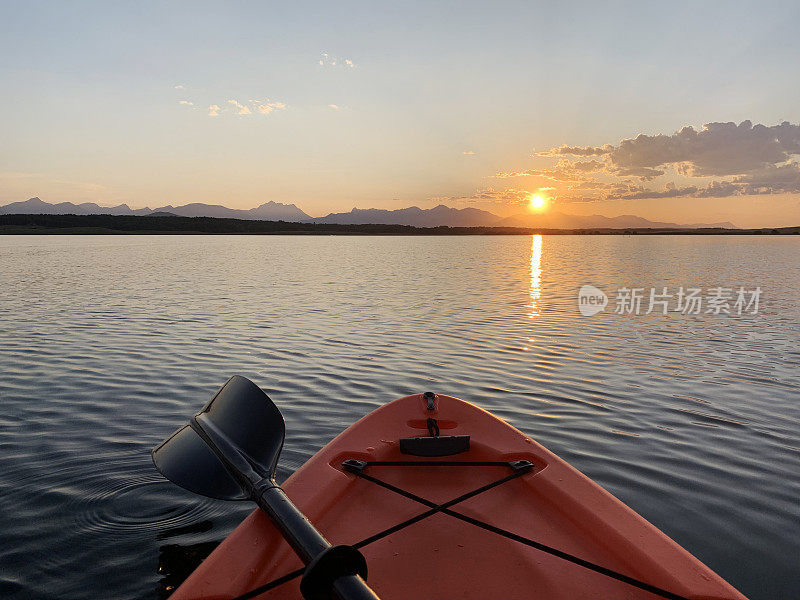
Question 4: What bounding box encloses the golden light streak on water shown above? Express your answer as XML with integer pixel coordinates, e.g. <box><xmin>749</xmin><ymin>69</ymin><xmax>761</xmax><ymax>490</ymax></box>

<box><xmin>529</xmin><ymin>234</ymin><xmax>542</xmax><ymax>318</ymax></box>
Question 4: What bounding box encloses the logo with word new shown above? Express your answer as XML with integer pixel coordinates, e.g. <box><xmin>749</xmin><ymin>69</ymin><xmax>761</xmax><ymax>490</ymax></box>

<box><xmin>578</xmin><ymin>285</ymin><xmax>608</xmax><ymax>316</ymax></box>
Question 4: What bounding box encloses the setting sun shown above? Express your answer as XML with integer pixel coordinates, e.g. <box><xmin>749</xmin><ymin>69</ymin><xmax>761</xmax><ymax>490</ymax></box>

<box><xmin>528</xmin><ymin>194</ymin><xmax>547</xmax><ymax>211</ymax></box>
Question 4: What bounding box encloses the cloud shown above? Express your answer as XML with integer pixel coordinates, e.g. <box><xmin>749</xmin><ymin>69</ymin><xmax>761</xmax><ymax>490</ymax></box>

<box><xmin>509</xmin><ymin>120</ymin><xmax>800</xmax><ymax>201</ymax></box>
<box><xmin>200</xmin><ymin>97</ymin><xmax>287</xmax><ymax>118</ymax></box>
<box><xmin>251</xmin><ymin>99</ymin><xmax>286</xmax><ymax>115</ymax></box>
<box><xmin>734</xmin><ymin>162</ymin><xmax>800</xmax><ymax>193</ymax></box>
<box><xmin>471</xmin><ymin>188</ymin><xmax>531</xmax><ymax>202</ymax></box>
<box><xmin>328</xmin><ymin>104</ymin><xmax>340</xmax><ymax>110</ymax></box>
<box><xmin>608</xmin><ymin>183</ymin><xmax>698</xmax><ymax>200</ymax></box>
<box><xmin>431</xmin><ymin>187</ymin><xmax>532</xmax><ymax>205</ymax></box>
<box><xmin>609</xmin><ymin>120</ymin><xmax>800</xmax><ymax>177</ymax></box>
<box><xmin>227</xmin><ymin>99</ymin><xmax>251</xmax><ymax>115</ymax></box>
<box><xmin>610</xmin><ymin>166</ymin><xmax>665</xmax><ymax>180</ymax></box>
<box><xmin>606</xmin><ymin>163</ymin><xmax>800</xmax><ymax>199</ymax></box>
<box><xmin>178</xmin><ymin>100</ymin><xmax>194</xmax><ymax>106</ymax></box>
<box><xmin>537</xmin><ymin>144</ymin><xmax>614</xmax><ymax>157</ymax></box>
<box><xmin>573</xmin><ymin>181</ymin><xmax>611</xmax><ymax>190</ymax></box>
<box><xmin>494</xmin><ymin>168</ymin><xmax>573</xmax><ymax>181</ymax></box>
<box><xmin>174</xmin><ymin>84</ymin><xmax>184</xmax><ymax>90</ymax></box>
<box><xmin>319</xmin><ymin>53</ymin><xmax>356</xmax><ymax>68</ymax></box>
<box><xmin>569</xmin><ymin>160</ymin><xmax>605</xmax><ymax>173</ymax></box>
<box><xmin>463</xmin><ymin>150</ymin><xmax>475</xmax><ymax>155</ymax></box>
<box><xmin>607</xmin><ymin>181</ymin><xmax>731</xmax><ymax>200</ymax></box>
<box><xmin>494</xmin><ymin>159</ymin><xmax>605</xmax><ymax>181</ymax></box>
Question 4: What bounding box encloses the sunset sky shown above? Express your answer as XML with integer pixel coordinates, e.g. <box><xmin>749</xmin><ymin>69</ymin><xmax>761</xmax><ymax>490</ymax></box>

<box><xmin>2</xmin><ymin>1</ymin><xmax>800</xmax><ymax>227</ymax></box>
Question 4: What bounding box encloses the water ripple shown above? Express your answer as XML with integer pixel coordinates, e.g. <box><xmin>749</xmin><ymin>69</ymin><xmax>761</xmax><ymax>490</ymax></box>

<box><xmin>0</xmin><ymin>234</ymin><xmax>798</xmax><ymax>600</ymax></box>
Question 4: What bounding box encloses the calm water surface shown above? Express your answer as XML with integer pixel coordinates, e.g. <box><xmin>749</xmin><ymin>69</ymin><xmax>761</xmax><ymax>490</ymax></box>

<box><xmin>0</xmin><ymin>235</ymin><xmax>798</xmax><ymax>599</ymax></box>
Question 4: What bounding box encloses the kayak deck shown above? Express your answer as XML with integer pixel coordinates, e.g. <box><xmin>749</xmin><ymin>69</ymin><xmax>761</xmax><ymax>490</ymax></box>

<box><xmin>171</xmin><ymin>393</ymin><xmax>746</xmax><ymax>600</ymax></box>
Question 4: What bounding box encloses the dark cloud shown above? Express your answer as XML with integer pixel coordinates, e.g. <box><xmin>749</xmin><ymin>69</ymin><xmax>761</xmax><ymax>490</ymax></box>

<box><xmin>518</xmin><ymin>120</ymin><xmax>800</xmax><ymax>200</ymax></box>
<box><xmin>571</xmin><ymin>160</ymin><xmax>605</xmax><ymax>172</ymax></box>
<box><xmin>610</xmin><ymin>120</ymin><xmax>800</xmax><ymax>177</ymax></box>
<box><xmin>733</xmin><ymin>162</ymin><xmax>800</xmax><ymax>193</ymax></box>
<box><xmin>611</xmin><ymin>166</ymin><xmax>665</xmax><ymax>180</ymax></box>
<box><xmin>608</xmin><ymin>182</ymin><xmax>724</xmax><ymax>200</ymax></box>
<box><xmin>607</xmin><ymin>163</ymin><xmax>800</xmax><ymax>199</ymax></box>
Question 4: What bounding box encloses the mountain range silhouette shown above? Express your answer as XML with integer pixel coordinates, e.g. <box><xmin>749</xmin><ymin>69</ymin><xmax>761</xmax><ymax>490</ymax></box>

<box><xmin>0</xmin><ymin>198</ymin><xmax>737</xmax><ymax>229</ymax></box>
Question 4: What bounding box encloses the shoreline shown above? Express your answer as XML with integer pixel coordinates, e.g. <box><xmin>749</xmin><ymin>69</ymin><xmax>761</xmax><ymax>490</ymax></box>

<box><xmin>1</xmin><ymin>214</ymin><xmax>798</xmax><ymax>235</ymax></box>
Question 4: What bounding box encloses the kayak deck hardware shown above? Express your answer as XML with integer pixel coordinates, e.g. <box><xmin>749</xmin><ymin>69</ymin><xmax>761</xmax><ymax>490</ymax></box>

<box><xmin>423</xmin><ymin>391</ymin><xmax>437</xmax><ymax>411</ymax></box>
<box><xmin>398</xmin><ymin>407</ymin><xmax>471</xmax><ymax>456</ymax></box>
<box><xmin>426</xmin><ymin>417</ymin><xmax>439</xmax><ymax>437</ymax></box>
<box><xmin>398</xmin><ymin>434</ymin><xmax>470</xmax><ymax>456</ymax></box>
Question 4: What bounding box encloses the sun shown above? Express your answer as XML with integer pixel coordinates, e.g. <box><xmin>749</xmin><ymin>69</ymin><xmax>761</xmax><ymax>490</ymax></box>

<box><xmin>528</xmin><ymin>194</ymin><xmax>547</xmax><ymax>211</ymax></box>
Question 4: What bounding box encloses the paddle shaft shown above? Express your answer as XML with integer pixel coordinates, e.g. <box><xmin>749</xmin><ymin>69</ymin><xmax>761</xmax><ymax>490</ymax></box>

<box><xmin>194</xmin><ymin>415</ymin><xmax>380</xmax><ymax>600</ymax></box>
<box><xmin>256</xmin><ymin>485</ymin><xmax>331</xmax><ymax>562</ymax></box>
<box><xmin>257</xmin><ymin>486</ymin><xmax>379</xmax><ymax>600</ymax></box>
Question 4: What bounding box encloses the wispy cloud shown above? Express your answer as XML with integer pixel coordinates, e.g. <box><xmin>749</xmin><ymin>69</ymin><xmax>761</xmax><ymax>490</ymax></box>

<box><xmin>202</xmin><ymin>98</ymin><xmax>287</xmax><ymax>117</ymax></box>
<box><xmin>319</xmin><ymin>52</ymin><xmax>356</xmax><ymax>68</ymax></box>
<box><xmin>431</xmin><ymin>187</ymin><xmax>533</xmax><ymax>205</ymax></box>
<box><xmin>500</xmin><ymin>120</ymin><xmax>800</xmax><ymax>200</ymax></box>
<box><xmin>495</xmin><ymin>159</ymin><xmax>605</xmax><ymax>182</ymax></box>
<box><xmin>250</xmin><ymin>99</ymin><xmax>287</xmax><ymax>115</ymax></box>
<box><xmin>177</xmin><ymin>85</ymin><xmax>288</xmax><ymax>118</ymax></box>
<box><xmin>537</xmin><ymin>144</ymin><xmax>613</xmax><ymax>157</ymax></box>
<box><xmin>227</xmin><ymin>99</ymin><xmax>251</xmax><ymax>115</ymax></box>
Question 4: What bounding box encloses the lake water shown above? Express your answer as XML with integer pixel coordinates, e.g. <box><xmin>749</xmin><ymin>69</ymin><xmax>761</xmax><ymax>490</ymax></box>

<box><xmin>0</xmin><ymin>234</ymin><xmax>798</xmax><ymax>600</ymax></box>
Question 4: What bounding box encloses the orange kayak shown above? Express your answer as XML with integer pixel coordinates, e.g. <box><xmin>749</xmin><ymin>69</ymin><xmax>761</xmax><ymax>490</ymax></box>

<box><xmin>170</xmin><ymin>392</ymin><xmax>747</xmax><ymax>600</ymax></box>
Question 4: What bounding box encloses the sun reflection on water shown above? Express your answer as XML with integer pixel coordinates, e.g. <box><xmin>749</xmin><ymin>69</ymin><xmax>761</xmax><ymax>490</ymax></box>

<box><xmin>529</xmin><ymin>234</ymin><xmax>542</xmax><ymax>318</ymax></box>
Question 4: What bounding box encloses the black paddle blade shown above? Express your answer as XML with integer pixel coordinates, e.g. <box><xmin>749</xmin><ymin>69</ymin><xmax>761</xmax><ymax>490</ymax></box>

<box><xmin>152</xmin><ymin>376</ymin><xmax>286</xmax><ymax>500</ymax></box>
<box><xmin>198</xmin><ymin>375</ymin><xmax>285</xmax><ymax>478</ymax></box>
<box><xmin>152</xmin><ymin>423</ymin><xmax>248</xmax><ymax>500</ymax></box>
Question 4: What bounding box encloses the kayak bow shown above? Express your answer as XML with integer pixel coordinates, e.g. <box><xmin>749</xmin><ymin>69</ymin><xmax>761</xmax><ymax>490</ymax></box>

<box><xmin>156</xmin><ymin>378</ymin><xmax>747</xmax><ymax>600</ymax></box>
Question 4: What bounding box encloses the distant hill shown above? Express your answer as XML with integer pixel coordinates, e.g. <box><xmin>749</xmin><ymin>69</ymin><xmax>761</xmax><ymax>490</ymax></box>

<box><xmin>498</xmin><ymin>211</ymin><xmax>737</xmax><ymax>230</ymax></box>
<box><xmin>0</xmin><ymin>197</ymin><xmax>737</xmax><ymax>229</ymax></box>
<box><xmin>0</xmin><ymin>198</ymin><xmax>311</xmax><ymax>221</ymax></box>
<box><xmin>154</xmin><ymin>201</ymin><xmax>312</xmax><ymax>221</ymax></box>
<box><xmin>316</xmin><ymin>205</ymin><xmax>736</xmax><ymax>229</ymax></box>
<box><xmin>315</xmin><ymin>205</ymin><xmax>502</xmax><ymax>227</ymax></box>
<box><xmin>0</xmin><ymin>197</ymin><xmax>150</xmax><ymax>216</ymax></box>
